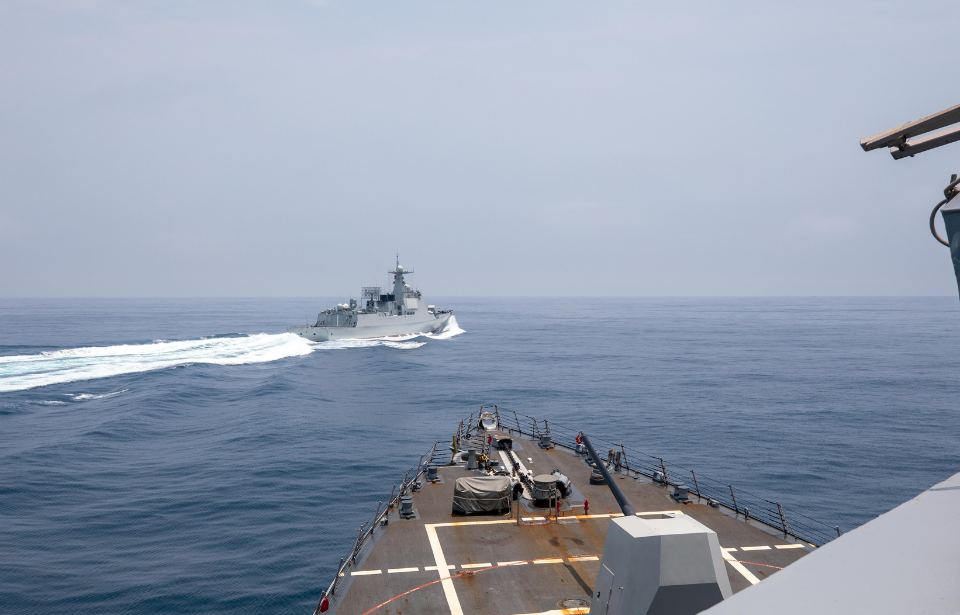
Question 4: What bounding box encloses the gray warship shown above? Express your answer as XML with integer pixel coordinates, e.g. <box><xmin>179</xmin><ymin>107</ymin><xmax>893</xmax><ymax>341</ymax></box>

<box><xmin>303</xmin><ymin>106</ymin><xmax>960</xmax><ymax>615</ymax></box>
<box><xmin>287</xmin><ymin>257</ymin><xmax>453</xmax><ymax>342</ymax></box>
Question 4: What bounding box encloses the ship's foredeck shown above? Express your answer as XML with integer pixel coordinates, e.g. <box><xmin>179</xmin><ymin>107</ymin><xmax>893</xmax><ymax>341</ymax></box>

<box><xmin>323</xmin><ymin>428</ymin><xmax>811</xmax><ymax>615</ymax></box>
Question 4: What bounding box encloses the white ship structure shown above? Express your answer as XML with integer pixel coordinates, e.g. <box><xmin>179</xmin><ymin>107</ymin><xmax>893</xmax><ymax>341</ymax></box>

<box><xmin>287</xmin><ymin>258</ymin><xmax>452</xmax><ymax>342</ymax></box>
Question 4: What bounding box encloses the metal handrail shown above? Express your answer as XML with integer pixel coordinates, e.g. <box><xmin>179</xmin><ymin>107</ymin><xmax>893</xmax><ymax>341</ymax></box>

<box><xmin>314</xmin><ymin>439</ymin><xmax>439</xmax><ymax>614</ymax></box>
<box><xmin>493</xmin><ymin>409</ymin><xmax>839</xmax><ymax>546</ymax></box>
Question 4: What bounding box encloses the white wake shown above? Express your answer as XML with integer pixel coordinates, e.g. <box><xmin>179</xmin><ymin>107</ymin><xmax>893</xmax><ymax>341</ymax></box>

<box><xmin>0</xmin><ymin>316</ymin><xmax>465</xmax><ymax>392</ymax></box>
<box><xmin>314</xmin><ymin>315</ymin><xmax>466</xmax><ymax>349</ymax></box>
<box><xmin>0</xmin><ymin>334</ymin><xmax>314</xmax><ymax>393</ymax></box>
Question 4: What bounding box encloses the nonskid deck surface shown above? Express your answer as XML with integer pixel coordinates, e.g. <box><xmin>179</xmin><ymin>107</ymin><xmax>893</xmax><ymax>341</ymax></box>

<box><xmin>331</xmin><ymin>432</ymin><xmax>811</xmax><ymax>615</ymax></box>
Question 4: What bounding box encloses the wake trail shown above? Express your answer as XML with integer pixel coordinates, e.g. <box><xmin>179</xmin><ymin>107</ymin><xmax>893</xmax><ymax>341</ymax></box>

<box><xmin>0</xmin><ymin>316</ymin><xmax>465</xmax><ymax>392</ymax></box>
<box><xmin>0</xmin><ymin>333</ymin><xmax>314</xmax><ymax>393</ymax></box>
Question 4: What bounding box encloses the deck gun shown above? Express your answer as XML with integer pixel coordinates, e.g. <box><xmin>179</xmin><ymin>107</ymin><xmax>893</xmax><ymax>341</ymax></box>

<box><xmin>579</xmin><ymin>434</ymin><xmax>732</xmax><ymax>615</ymax></box>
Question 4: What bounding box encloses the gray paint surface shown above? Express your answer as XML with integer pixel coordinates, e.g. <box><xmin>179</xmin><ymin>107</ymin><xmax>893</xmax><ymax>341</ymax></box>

<box><xmin>286</xmin><ymin>261</ymin><xmax>451</xmax><ymax>340</ymax></box>
<box><xmin>702</xmin><ymin>471</ymin><xmax>960</xmax><ymax>615</ymax></box>
<box><xmin>589</xmin><ymin>514</ymin><xmax>732</xmax><ymax>615</ymax></box>
<box><xmin>941</xmin><ymin>203</ymin><xmax>960</xmax><ymax>299</ymax></box>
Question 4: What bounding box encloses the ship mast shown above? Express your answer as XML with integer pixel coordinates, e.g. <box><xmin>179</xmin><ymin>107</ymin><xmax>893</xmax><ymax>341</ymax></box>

<box><xmin>388</xmin><ymin>255</ymin><xmax>414</xmax><ymax>314</ymax></box>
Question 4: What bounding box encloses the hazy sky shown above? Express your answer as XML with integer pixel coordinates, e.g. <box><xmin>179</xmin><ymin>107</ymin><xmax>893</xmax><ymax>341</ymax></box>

<box><xmin>1</xmin><ymin>0</ymin><xmax>958</xmax><ymax>297</ymax></box>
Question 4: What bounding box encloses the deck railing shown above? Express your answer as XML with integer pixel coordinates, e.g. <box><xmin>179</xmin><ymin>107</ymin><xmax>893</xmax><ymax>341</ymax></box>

<box><xmin>467</xmin><ymin>409</ymin><xmax>841</xmax><ymax>548</ymax></box>
<box><xmin>312</xmin><ymin>440</ymin><xmax>440</xmax><ymax>615</ymax></box>
<box><xmin>311</xmin><ymin>409</ymin><xmax>841</xmax><ymax>614</ymax></box>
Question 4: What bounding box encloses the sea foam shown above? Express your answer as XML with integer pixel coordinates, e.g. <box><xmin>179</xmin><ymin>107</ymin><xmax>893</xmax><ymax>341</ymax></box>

<box><xmin>0</xmin><ymin>333</ymin><xmax>314</xmax><ymax>393</ymax></box>
<box><xmin>0</xmin><ymin>316</ymin><xmax>465</xmax><ymax>392</ymax></box>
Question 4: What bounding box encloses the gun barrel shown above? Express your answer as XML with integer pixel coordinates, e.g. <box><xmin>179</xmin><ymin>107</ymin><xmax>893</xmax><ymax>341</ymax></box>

<box><xmin>580</xmin><ymin>433</ymin><xmax>636</xmax><ymax>517</ymax></box>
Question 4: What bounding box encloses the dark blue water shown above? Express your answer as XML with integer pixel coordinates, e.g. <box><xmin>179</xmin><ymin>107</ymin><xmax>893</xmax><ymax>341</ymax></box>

<box><xmin>2</xmin><ymin>298</ymin><xmax>959</xmax><ymax>614</ymax></box>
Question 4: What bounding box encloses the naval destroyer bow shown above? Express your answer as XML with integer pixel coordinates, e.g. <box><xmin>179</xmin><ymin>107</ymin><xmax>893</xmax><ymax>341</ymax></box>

<box><xmin>287</xmin><ymin>258</ymin><xmax>453</xmax><ymax>342</ymax></box>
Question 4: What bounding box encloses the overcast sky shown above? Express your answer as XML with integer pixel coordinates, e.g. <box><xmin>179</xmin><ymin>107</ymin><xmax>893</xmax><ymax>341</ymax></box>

<box><xmin>1</xmin><ymin>0</ymin><xmax>958</xmax><ymax>297</ymax></box>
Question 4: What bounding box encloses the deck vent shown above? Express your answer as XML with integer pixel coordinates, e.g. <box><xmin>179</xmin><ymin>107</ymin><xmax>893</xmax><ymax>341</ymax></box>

<box><xmin>466</xmin><ymin>449</ymin><xmax>478</xmax><ymax>470</ymax></box>
<box><xmin>672</xmin><ymin>484</ymin><xmax>690</xmax><ymax>503</ymax></box>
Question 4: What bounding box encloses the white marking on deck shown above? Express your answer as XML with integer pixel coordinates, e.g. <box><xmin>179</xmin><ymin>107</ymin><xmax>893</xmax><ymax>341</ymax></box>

<box><xmin>576</xmin><ymin>510</ymin><xmax>683</xmax><ymax>519</ymax></box>
<box><xmin>387</xmin><ymin>567</ymin><xmax>420</xmax><ymax>573</ymax></box>
<box><xmin>568</xmin><ymin>556</ymin><xmax>599</xmax><ymax>562</ymax></box>
<box><xmin>497</xmin><ymin>560</ymin><xmax>528</xmax><ymax>566</ymax></box>
<box><xmin>460</xmin><ymin>562</ymin><xmax>492</xmax><ymax>568</ymax></box>
<box><xmin>425</xmin><ymin>564</ymin><xmax>456</xmax><ymax>571</ymax></box>
<box><xmin>775</xmin><ymin>544</ymin><xmax>805</xmax><ymax>549</ymax></box>
<box><xmin>511</xmin><ymin>609</ymin><xmax>589</xmax><ymax>615</ymax></box>
<box><xmin>741</xmin><ymin>546</ymin><xmax>772</xmax><ymax>551</ymax></box>
<box><xmin>425</xmin><ymin>524</ymin><xmax>464</xmax><ymax>615</ymax></box>
<box><xmin>431</xmin><ymin>519</ymin><xmax>516</xmax><ymax>528</ymax></box>
<box><xmin>522</xmin><ymin>516</ymin><xmax>546</xmax><ymax>522</ymax></box>
<box><xmin>350</xmin><ymin>570</ymin><xmax>382</xmax><ymax>576</ymax></box>
<box><xmin>534</xmin><ymin>558</ymin><xmax>565</xmax><ymax>564</ymax></box>
<box><xmin>721</xmin><ymin>548</ymin><xmax>760</xmax><ymax>585</ymax></box>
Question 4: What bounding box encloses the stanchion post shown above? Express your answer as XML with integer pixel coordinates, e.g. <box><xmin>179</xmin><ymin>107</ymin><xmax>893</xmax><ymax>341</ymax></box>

<box><xmin>349</xmin><ymin>525</ymin><xmax>365</xmax><ymax>563</ymax></box>
<box><xmin>776</xmin><ymin>501</ymin><xmax>789</xmax><ymax>536</ymax></box>
<box><xmin>368</xmin><ymin>501</ymin><xmax>382</xmax><ymax>536</ymax></box>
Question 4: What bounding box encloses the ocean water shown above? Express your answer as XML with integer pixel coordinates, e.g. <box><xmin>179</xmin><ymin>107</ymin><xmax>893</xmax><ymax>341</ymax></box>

<box><xmin>2</xmin><ymin>297</ymin><xmax>959</xmax><ymax>614</ymax></box>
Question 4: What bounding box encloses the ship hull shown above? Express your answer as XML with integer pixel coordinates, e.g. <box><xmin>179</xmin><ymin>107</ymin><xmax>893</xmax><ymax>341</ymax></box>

<box><xmin>287</xmin><ymin>312</ymin><xmax>452</xmax><ymax>342</ymax></box>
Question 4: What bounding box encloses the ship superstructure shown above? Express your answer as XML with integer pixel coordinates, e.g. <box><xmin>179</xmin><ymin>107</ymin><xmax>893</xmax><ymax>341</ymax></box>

<box><xmin>287</xmin><ymin>257</ymin><xmax>452</xmax><ymax>342</ymax></box>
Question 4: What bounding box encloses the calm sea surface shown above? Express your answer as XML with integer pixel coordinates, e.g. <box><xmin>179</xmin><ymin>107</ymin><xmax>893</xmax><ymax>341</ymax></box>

<box><xmin>2</xmin><ymin>297</ymin><xmax>959</xmax><ymax>614</ymax></box>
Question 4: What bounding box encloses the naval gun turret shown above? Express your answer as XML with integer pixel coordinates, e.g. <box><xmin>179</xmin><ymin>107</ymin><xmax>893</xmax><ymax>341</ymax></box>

<box><xmin>581</xmin><ymin>433</ymin><xmax>732</xmax><ymax>615</ymax></box>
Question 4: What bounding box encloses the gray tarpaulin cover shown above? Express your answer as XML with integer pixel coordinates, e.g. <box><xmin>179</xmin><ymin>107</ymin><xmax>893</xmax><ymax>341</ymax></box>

<box><xmin>452</xmin><ymin>476</ymin><xmax>512</xmax><ymax>513</ymax></box>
